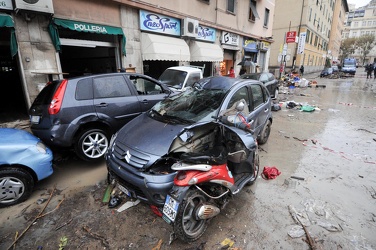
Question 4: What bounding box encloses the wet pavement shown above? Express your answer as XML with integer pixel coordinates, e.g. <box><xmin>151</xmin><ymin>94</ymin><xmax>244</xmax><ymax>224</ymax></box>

<box><xmin>0</xmin><ymin>71</ymin><xmax>375</xmax><ymax>249</ymax></box>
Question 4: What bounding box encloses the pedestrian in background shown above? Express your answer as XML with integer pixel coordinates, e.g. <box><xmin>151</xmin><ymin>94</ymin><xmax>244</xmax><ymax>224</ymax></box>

<box><xmin>366</xmin><ymin>64</ymin><xmax>373</xmax><ymax>79</ymax></box>
<box><xmin>299</xmin><ymin>65</ymin><xmax>304</xmax><ymax>76</ymax></box>
<box><xmin>239</xmin><ymin>67</ymin><xmax>246</xmax><ymax>75</ymax></box>
<box><xmin>373</xmin><ymin>64</ymin><xmax>376</xmax><ymax>79</ymax></box>
<box><xmin>228</xmin><ymin>67</ymin><xmax>235</xmax><ymax>78</ymax></box>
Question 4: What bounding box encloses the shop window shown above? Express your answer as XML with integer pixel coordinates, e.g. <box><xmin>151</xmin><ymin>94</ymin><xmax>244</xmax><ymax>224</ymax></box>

<box><xmin>227</xmin><ymin>0</ymin><xmax>235</xmax><ymax>13</ymax></box>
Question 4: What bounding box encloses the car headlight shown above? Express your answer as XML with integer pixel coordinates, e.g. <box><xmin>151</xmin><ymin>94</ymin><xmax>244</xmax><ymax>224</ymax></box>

<box><xmin>36</xmin><ymin>141</ymin><xmax>47</xmax><ymax>154</ymax></box>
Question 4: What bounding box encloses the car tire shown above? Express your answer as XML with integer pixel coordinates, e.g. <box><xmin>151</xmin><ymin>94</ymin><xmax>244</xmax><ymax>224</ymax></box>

<box><xmin>0</xmin><ymin>167</ymin><xmax>34</xmax><ymax>208</ymax></box>
<box><xmin>75</xmin><ymin>128</ymin><xmax>109</xmax><ymax>161</ymax></box>
<box><xmin>258</xmin><ymin>120</ymin><xmax>271</xmax><ymax>145</ymax></box>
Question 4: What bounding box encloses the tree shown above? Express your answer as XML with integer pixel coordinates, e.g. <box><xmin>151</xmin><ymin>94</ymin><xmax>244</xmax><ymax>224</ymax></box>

<box><xmin>355</xmin><ymin>34</ymin><xmax>375</xmax><ymax>65</ymax></box>
<box><xmin>339</xmin><ymin>38</ymin><xmax>357</xmax><ymax>61</ymax></box>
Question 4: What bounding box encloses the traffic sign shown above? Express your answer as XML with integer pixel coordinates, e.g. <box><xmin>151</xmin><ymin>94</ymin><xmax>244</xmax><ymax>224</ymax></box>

<box><xmin>286</xmin><ymin>31</ymin><xmax>296</xmax><ymax>43</ymax></box>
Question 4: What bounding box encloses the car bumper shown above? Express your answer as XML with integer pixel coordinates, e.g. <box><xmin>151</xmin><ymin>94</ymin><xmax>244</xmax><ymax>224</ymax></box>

<box><xmin>106</xmin><ymin>153</ymin><xmax>176</xmax><ymax>206</ymax></box>
<box><xmin>31</xmin><ymin>124</ymin><xmax>74</xmax><ymax>148</ymax></box>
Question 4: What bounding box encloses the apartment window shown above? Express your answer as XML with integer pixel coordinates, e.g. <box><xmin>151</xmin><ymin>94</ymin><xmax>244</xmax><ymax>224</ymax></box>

<box><xmin>368</xmin><ymin>21</ymin><xmax>372</xmax><ymax>26</ymax></box>
<box><xmin>314</xmin><ymin>35</ymin><xmax>318</xmax><ymax>46</ymax></box>
<box><xmin>362</xmin><ymin>21</ymin><xmax>367</xmax><ymax>26</ymax></box>
<box><xmin>373</xmin><ymin>21</ymin><xmax>376</xmax><ymax>26</ymax></box>
<box><xmin>198</xmin><ymin>0</ymin><xmax>210</xmax><ymax>3</ymax></box>
<box><xmin>366</xmin><ymin>31</ymin><xmax>370</xmax><ymax>35</ymax></box>
<box><xmin>361</xmin><ymin>31</ymin><xmax>365</xmax><ymax>35</ymax></box>
<box><xmin>309</xmin><ymin>8</ymin><xmax>312</xmax><ymax>21</ymax></box>
<box><xmin>249</xmin><ymin>0</ymin><xmax>259</xmax><ymax>21</ymax></box>
<box><xmin>306</xmin><ymin>29</ymin><xmax>311</xmax><ymax>43</ymax></box>
<box><xmin>264</xmin><ymin>8</ymin><xmax>270</xmax><ymax>27</ymax></box>
<box><xmin>227</xmin><ymin>0</ymin><xmax>235</xmax><ymax>13</ymax></box>
<box><xmin>354</xmin><ymin>21</ymin><xmax>358</xmax><ymax>27</ymax></box>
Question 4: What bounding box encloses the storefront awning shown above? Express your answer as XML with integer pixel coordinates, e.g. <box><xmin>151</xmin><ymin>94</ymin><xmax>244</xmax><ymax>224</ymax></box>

<box><xmin>141</xmin><ymin>33</ymin><xmax>190</xmax><ymax>61</ymax></box>
<box><xmin>48</xmin><ymin>18</ymin><xmax>126</xmax><ymax>55</ymax></box>
<box><xmin>0</xmin><ymin>13</ymin><xmax>18</xmax><ymax>58</ymax></box>
<box><xmin>189</xmin><ymin>41</ymin><xmax>223</xmax><ymax>62</ymax></box>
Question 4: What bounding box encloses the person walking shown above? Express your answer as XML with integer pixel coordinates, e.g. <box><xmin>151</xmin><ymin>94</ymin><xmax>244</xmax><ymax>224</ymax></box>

<box><xmin>228</xmin><ymin>67</ymin><xmax>235</xmax><ymax>78</ymax></box>
<box><xmin>373</xmin><ymin>63</ymin><xmax>376</xmax><ymax>79</ymax></box>
<box><xmin>299</xmin><ymin>65</ymin><xmax>304</xmax><ymax>76</ymax></box>
<box><xmin>366</xmin><ymin>64</ymin><xmax>373</xmax><ymax>79</ymax></box>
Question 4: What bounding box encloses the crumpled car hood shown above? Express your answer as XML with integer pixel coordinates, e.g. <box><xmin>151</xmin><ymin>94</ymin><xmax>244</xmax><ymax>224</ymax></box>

<box><xmin>116</xmin><ymin>113</ymin><xmax>186</xmax><ymax>156</ymax></box>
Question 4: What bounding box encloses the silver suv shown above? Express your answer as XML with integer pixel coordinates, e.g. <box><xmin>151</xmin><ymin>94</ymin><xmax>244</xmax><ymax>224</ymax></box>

<box><xmin>29</xmin><ymin>73</ymin><xmax>171</xmax><ymax>161</ymax></box>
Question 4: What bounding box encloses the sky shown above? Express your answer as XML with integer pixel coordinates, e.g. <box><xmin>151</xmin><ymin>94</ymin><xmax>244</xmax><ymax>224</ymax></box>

<box><xmin>347</xmin><ymin>0</ymin><xmax>371</xmax><ymax>8</ymax></box>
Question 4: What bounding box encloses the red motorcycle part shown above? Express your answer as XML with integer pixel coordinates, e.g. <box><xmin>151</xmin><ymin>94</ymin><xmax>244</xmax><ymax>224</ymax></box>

<box><xmin>174</xmin><ymin>164</ymin><xmax>234</xmax><ymax>186</ymax></box>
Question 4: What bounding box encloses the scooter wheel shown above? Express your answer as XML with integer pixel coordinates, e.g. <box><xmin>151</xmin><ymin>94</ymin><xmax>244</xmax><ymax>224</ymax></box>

<box><xmin>173</xmin><ymin>189</ymin><xmax>208</xmax><ymax>242</ymax></box>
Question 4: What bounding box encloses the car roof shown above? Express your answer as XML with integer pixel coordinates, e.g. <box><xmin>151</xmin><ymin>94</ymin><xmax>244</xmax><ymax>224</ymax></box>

<box><xmin>197</xmin><ymin>76</ymin><xmax>260</xmax><ymax>91</ymax></box>
<box><xmin>166</xmin><ymin>66</ymin><xmax>202</xmax><ymax>73</ymax></box>
<box><xmin>65</xmin><ymin>72</ymin><xmax>158</xmax><ymax>81</ymax></box>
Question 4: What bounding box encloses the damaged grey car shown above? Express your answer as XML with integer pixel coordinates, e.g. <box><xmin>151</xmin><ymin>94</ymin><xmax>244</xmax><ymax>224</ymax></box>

<box><xmin>106</xmin><ymin>76</ymin><xmax>272</xmax><ymax>206</ymax></box>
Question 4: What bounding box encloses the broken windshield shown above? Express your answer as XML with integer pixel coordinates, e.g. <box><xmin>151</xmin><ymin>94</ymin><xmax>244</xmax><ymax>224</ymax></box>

<box><xmin>149</xmin><ymin>88</ymin><xmax>227</xmax><ymax>124</ymax></box>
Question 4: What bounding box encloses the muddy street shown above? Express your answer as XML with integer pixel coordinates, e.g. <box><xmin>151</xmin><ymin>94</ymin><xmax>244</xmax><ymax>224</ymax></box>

<box><xmin>1</xmin><ymin>72</ymin><xmax>375</xmax><ymax>250</ymax></box>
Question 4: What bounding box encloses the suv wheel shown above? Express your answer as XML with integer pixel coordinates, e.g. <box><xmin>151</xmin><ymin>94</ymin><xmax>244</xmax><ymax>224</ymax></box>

<box><xmin>75</xmin><ymin>129</ymin><xmax>109</xmax><ymax>161</ymax></box>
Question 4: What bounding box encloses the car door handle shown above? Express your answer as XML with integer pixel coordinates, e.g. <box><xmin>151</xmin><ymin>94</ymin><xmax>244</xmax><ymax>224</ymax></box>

<box><xmin>96</xmin><ymin>103</ymin><xmax>108</xmax><ymax>107</ymax></box>
<box><xmin>141</xmin><ymin>99</ymin><xmax>149</xmax><ymax>104</ymax></box>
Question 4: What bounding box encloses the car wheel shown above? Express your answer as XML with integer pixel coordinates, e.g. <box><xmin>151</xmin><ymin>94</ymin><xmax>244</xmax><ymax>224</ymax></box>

<box><xmin>258</xmin><ymin>120</ymin><xmax>271</xmax><ymax>145</ymax></box>
<box><xmin>272</xmin><ymin>88</ymin><xmax>279</xmax><ymax>100</ymax></box>
<box><xmin>0</xmin><ymin>167</ymin><xmax>34</xmax><ymax>208</ymax></box>
<box><xmin>75</xmin><ymin>128</ymin><xmax>109</xmax><ymax>161</ymax></box>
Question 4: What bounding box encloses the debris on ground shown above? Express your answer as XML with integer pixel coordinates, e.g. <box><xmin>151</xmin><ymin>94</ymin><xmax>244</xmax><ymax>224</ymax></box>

<box><xmin>261</xmin><ymin>166</ymin><xmax>281</xmax><ymax>179</ymax></box>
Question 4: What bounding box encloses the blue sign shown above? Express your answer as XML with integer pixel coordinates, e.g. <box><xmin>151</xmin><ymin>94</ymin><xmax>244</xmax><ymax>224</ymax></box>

<box><xmin>197</xmin><ymin>25</ymin><xmax>216</xmax><ymax>42</ymax></box>
<box><xmin>139</xmin><ymin>10</ymin><xmax>181</xmax><ymax>36</ymax></box>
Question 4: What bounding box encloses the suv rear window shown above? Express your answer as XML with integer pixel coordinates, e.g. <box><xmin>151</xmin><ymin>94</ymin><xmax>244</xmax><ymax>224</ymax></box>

<box><xmin>76</xmin><ymin>78</ymin><xmax>93</xmax><ymax>100</ymax></box>
<box><xmin>32</xmin><ymin>81</ymin><xmax>60</xmax><ymax>105</ymax></box>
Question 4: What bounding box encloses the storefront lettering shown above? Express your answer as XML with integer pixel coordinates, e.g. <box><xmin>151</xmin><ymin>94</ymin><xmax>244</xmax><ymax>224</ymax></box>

<box><xmin>74</xmin><ymin>24</ymin><xmax>108</xmax><ymax>33</ymax></box>
<box><xmin>143</xmin><ymin>14</ymin><xmax>178</xmax><ymax>32</ymax></box>
<box><xmin>198</xmin><ymin>27</ymin><xmax>214</xmax><ymax>39</ymax></box>
<box><xmin>244</xmin><ymin>40</ymin><xmax>256</xmax><ymax>46</ymax></box>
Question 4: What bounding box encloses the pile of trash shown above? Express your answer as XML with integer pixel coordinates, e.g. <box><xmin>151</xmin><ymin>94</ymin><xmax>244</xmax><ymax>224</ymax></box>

<box><xmin>272</xmin><ymin>101</ymin><xmax>320</xmax><ymax>112</ymax></box>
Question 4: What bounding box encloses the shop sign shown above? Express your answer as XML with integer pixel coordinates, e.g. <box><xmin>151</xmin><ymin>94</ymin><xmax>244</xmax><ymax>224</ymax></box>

<box><xmin>0</xmin><ymin>0</ymin><xmax>13</xmax><ymax>10</ymax></box>
<box><xmin>286</xmin><ymin>31</ymin><xmax>296</xmax><ymax>43</ymax></box>
<box><xmin>139</xmin><ymin>10</ymin><xmax>180</xmax><ymax>36</ymax></box>
<box><xmin>221</xmin><ymin>32</ymin><xmax>239</xmax><ymax>46</ymax></box>
<box><xmin>197</xmin><ymin>25</ymin><xmax>216</xmax><ymax>42</ymax></box>
<box><xmin>73</xmin><ymin>23</ymin><xmax>108</xmax><ymax>33</ymax></box>
<box><xmin>297</xmin><ymin>32</ymin><xmax>306</xmax><ymax>54</ymax></box>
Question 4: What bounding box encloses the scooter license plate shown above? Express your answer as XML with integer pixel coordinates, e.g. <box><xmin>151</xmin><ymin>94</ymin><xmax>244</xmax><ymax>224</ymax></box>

<box><xmin>163</xmin><ymin>195</ymin><xmax>179</xmax><ymax>222</ymax></box>
<box><xmin>117</xmin><ymin>183</ymin><xmax>131</xmax><ymax>197</ymax></box>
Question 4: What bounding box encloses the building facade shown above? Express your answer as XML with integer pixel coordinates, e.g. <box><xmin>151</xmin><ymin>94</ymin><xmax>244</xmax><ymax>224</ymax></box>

<box><xmin>269</xmin><ymin>0</ymin><xmax>348</xmax><ymax>75</ymax></box>
<box><xmin>0</xmin><ymin>0</ymin><xmax>275</xmax><ymax>119</ymax></box>
<box><xmin>342</xmin><ymin>0</ymin><xmax>376</xmax><ymax>65</ymax></box>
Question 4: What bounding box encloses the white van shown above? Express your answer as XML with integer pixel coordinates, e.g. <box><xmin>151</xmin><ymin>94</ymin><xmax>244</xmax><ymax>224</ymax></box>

<box><xmin>159</xmin><ymin>66</ymin><xmax>203</xmax><ymax>91</ymax></box>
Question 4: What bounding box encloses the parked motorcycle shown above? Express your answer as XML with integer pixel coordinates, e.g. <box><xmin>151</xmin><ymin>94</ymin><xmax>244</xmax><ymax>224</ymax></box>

<box><xmin>162</xmin><ymin>100</ymin><xmax>260</xmax><ymax>242</ymax></box>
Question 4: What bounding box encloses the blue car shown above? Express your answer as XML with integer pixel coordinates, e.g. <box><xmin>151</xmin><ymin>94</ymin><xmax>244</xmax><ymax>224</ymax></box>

<box><xmin>0</xmin><ymin>128</ymin><xmax>53</xmax><ymax>207</ymax></box>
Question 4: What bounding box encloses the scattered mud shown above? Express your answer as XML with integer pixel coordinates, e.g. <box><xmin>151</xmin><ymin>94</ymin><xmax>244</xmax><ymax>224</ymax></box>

<box><xmin>1</xmin><ymin>73</ymin><xmax>375</xmax><ymax>249</ymax></box>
